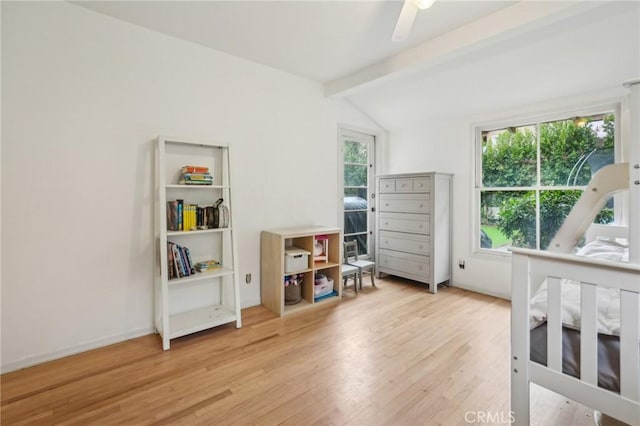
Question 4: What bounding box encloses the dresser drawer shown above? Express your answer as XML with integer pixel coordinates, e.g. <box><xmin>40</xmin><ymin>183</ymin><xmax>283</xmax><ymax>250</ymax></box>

<box><xmin>394</xmin><ymin>179</ymin><xmax>412</xmax><ymax>192</ymax></box>
<box><xmin>379</xmin><ymin>178</ymin><xmax>396</xmax><ymax>193</ymax></box>
<box><xmin>379</xmin><ymin>231</ymin><xmax>430</xmax><ymax>255</ymax></box>
<box><xmin>379</xmin><ymin>193</ymin><xmax>430</xmax><ymax>213</ymax></box>
<box><xmin>412</xmin><ymin>177</ymin><xmax>430</xmax><ymax>192</ymax></box>
<box><xmin>379</xmin><ymin>249</ymin><xmax>430</xmax><ymax>278</ymax></box>
<box><xmin>379</xmin><ymin>212</ymin><xmax>429</xmax><ymax>235</ymax></box>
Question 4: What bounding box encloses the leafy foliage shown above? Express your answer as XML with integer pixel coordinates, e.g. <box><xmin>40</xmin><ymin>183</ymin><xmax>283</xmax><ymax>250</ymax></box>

<box><xmin>344</xmin><ymin>141</ymin><xmax>368</xmax><ymax>190</ymax></box>
<box><xmin>482</xmin><ymin>115</ymin><xmax>615</xmax><ymax>249</ymax></box>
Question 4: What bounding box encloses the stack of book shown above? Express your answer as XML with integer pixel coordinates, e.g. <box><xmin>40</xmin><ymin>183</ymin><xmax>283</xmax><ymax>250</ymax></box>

<box><xmin>194</xmin><ymin>260</ymin><xmax>221</xmax><ymax>272</ymax></box>
<box><xmin>167</xmin><ymin>200</ymin><xmax>217</xmax><ymax>231</ymax></box>
<box><xmin>179</xmin><ymin>165</ymin><xmax>213</xmax><ymax>185</ymax></box>
<box><xmin>167</xmin><ymin>242</ymin><xmax>195</xmax><ymax>279</ymax></box>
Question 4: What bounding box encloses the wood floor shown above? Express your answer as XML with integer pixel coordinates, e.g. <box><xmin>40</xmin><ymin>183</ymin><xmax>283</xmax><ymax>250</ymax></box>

<box><xmin>1</xmin><ymin>278</ymin><xmax>598</xmax><ymax>425</ymax></box>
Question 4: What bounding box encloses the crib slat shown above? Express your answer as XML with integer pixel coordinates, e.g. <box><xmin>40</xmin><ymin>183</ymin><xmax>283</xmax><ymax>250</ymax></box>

<box><xmin>580</xmin><ymin>283</ymin><xmax>598</xmax><ymax>386</ymax></box>
<box><xmin>619</xmin><ymin>289</ymin><xmax>640</xmax><ymax>401</ymax></box>
<box><xmin>547</xmin><ymin>276</ymin><xmax>563</xmax><ymax>372</ymax></box>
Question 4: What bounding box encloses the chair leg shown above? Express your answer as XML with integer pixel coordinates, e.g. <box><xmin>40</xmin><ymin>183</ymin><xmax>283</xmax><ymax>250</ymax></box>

<box><xmin>370</xmin><ymin>269</ymin><xmax>375</xmax><ymax>287</ymax></box>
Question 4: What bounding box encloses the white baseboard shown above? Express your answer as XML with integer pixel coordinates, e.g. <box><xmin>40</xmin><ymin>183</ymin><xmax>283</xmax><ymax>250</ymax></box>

<box><xmin>450</xmin><ymin>281</ymin><xmax>511</xmax><ymax>301</ymax></box>
<box><xmin>1</xmin><ymin>326</ymin><xmax>155</xmax><ymax>374</ymax></box>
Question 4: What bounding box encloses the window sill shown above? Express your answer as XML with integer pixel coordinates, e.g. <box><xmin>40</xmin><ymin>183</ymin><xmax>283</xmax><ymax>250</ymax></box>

<box><xmin>471</xmin><ymin>248</ymin><xmax>513</xmax><ymax>263</ymax></box>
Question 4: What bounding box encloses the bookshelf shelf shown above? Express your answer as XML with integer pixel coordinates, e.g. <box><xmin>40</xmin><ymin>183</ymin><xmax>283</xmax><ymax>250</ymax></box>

<box><xmin>167</xmin><ymin>267</ymin><xmax>234</xmax><ymax>286</ymax></box>
<box><xmin>169</xmin><ymin>305</ymin><xmax>236</xmax><ymax>339</ymax></box>
<box><xmin>167</xmin><ymin>228</ymin><xmax>231</xmax><ymax>237</ymax></box>
<box><xmin>165</xmin><ymin>184</ymin><xmax>229</xmax><ymax>190</ymax></box>
<box><xmin>155</xmin><ymin>136</ymin><xmax>241</xmax><ymax>350</ymax></box>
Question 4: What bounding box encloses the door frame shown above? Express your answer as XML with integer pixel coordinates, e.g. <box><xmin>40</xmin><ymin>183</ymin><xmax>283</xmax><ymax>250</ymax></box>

<box><xmin>338</xmin><ymin>124</ymin><xmax>379</xmax><ymax>260</ymax></box>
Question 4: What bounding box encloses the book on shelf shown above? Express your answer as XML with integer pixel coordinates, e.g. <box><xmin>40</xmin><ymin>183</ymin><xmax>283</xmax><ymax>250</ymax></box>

<box><xmin>167</xmin><ymin>243</ymin><xmax>175</xmax><ymax>280</ymax></box>
<box><xmin>167</xmin><ymin>199</ymin><xmax>229</xmax><ymax>232</ymax></box>
<box><xmin>184</xmin><ymin>247</ymin><xmax>195</xmax><ymax>275</ymax></box>
<box><xmin>181</xmin><ymin>173</ymin><xmax>213</xmax><ymax>181</ymax></box>
<box><xmin>169</xmin><ymin>243</ymin><xmax>184</xmax><ymax>278</ymax></box>
<box><xmin>195</xmin><ymin>260</ymin><xmax>221</xmax><ymax>272</ymax></box>
<box><xmin>178</xmin><ymin>179</ymin><xmax>213</xmax><ymax>185</ymax></box>
<box><xmin>168</xmin><ymin>242</ymin><xmax>215</xmax><ymax>279</ymax></box>
<box><xmin>166</xmin><ymin>201</ymin><xmax>178</xmax><ymax>231</ymax></box>
<box><xmin>177</xmin><ymin>200</ymin><xmax>183</xmax><ymax>231</ymax></box>
<box><xmin>181</xmin><ymin>165</ymin><xmax>209</xmax><ymax>174</ymax></box>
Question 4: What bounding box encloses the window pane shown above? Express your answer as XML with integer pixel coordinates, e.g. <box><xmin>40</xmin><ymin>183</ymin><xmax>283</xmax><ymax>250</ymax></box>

<box><xmin>482</xmin><ymin>126</ymin><xmax>536</xmax><ymax>187</ymax></box>
<box><xmin>539</xmin><ymin>190</ymin><xmax>581</xmax><ymax>249</ymax></box>
<box><xmin>540</xmin><ymin>114</ymin><xmax>615</xmax><ymax>186</ymax></box>
<box><xmin>481</xmin><ymin>191</ymin><xmax>536</xmax><ymax>249</ymax></box>
<box><xmin>345</xmin><ymin>234</ymin><xmax>367</xmax><ymax>257</ymax></box>
<box><xmin>344</xmin><ymin>141</ymin><xmax>368</xmax><ymax>164</ymax></box>
<box><xmin>344</xmin><ymin>164</ymin><xmax>367</xmax><ymax>187</ymax></box>
<box><xmin>344</xmin><ymin>211</ymin><xmax>367</xmax><ymax>235</ymax></box>
<box><xmin>344</xmin><ymin>187</ymin><xmax>367</xmax><ymax>199</ymax></box>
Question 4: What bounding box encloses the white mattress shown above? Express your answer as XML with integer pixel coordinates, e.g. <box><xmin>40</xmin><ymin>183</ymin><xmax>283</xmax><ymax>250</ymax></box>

<box><xmin>529</xmin><ymin>239</ymin><xmax>631</xmax><ymax>336</ymax></box>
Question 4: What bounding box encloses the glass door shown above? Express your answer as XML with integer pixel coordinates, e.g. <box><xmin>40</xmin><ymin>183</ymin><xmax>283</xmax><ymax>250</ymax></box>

<box><xmin>341</xmin><ymin>129</ymin><xmax>375</xmax><ymax>259</ymax></box>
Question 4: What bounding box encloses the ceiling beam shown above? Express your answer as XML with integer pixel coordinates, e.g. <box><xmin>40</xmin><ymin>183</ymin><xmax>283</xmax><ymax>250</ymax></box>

<box><xmin>325</xmin><ymin>1</ymin><xmax>600</xmax><ymax>98</ymax></box>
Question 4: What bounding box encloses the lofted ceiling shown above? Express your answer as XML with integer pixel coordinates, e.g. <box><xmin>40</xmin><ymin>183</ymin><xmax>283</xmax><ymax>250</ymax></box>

<box><xmin>73</xmin><ymin>1</ymin><xmax>640</xmax><ymax>130</ymax></box>
<box><xmin>74</xmin><ymin>0</ymin><xmax>515</xmax><ymax>83</ymax></box>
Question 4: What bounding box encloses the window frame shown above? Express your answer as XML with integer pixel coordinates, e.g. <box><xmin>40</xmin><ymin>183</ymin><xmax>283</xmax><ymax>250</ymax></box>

<box><xmin>473</xmin><ymin>102</ymin><xmax>622</xmax><ymax>257</ymax></box>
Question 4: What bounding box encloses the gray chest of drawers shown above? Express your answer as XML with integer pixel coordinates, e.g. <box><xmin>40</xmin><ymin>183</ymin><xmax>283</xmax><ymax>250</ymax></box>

<box><xmin>375</xmin><ymin>172</ymin><xmax>452</xmax><ymax>293</ymax></box>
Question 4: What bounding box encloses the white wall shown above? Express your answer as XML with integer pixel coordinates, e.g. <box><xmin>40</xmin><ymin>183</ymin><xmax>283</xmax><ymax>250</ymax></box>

<box><xmin>387</xmin><ymin>88</ymin><xmax>632</xmax><ymax>299</ymax></box>
<box><xmin>0</xmin><ymin>2</ymin><xmax>382</xmax><ymax>372</ymax></box>
<box><xmin>379</xmin><ymin>3</ymin><xmax>639</xmax><ymax>299</ymax></box>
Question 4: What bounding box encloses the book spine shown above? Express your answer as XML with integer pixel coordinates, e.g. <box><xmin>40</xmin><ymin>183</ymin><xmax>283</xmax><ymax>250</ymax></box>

<box><xmin>184</xmin><ymin>247</ymin><xmax>195</xmax><ymax>275</ymax></box>
<box><xmin>171</xmin><ymin>243</ymin><xmax>183</xmax><ymax>277</ymax></box>
<box><xmin>167</xmin><ymin>243</ymin><xmax>174</xmax><ymax>279</ymax></box>
<box><xmin>181</xmin><ymin>166</ymin><xmax>209</xmax><ymax>174</ymax></box>
<box><xmin>177</xmin><ymin>200</ymin><xmax>183</xmax><ymax>231</ymax></box>
<box><xmin>190</xmin><ymin>205</ymin><xmax>197</xmax><ymax>230</ymax></box>
<box><xmin>166</xmin><ymin>201</ymin><xmax>178</xmax><ymax>231</ymax></box>
<box><xmin>179</xmin><ymin>246</ymin><xmax>191</xmax><ymax>276</ymax></box>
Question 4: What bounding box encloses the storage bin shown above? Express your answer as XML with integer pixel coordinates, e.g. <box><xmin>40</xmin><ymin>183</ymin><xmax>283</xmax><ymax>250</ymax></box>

<box><xmin>284</xmin><ymin>274</ymin><xmax>303</xmax><ymax>305</ymax></box>
<box><xmin>314</xmin><ymin>275</ymin><xmax>334</xmax><ymax>297</ymax></box>
<box><xmin>285</xmin><ymin>247</ymin><xmax>310</xmax><ymax>272</ymax></box>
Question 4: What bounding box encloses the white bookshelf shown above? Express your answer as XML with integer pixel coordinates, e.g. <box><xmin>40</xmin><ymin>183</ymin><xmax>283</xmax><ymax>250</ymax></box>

<box><xmin>155</xmin><ymin>136</ymin><xmax>241</xmax><ymax>350</ymax></box>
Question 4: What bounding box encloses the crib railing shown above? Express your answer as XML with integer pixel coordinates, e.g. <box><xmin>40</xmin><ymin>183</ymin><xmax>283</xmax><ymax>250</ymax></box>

<box><xmin>511</xmin><ymin>248</ymin><xmax>640</xmax><ymax>426</ymax></box>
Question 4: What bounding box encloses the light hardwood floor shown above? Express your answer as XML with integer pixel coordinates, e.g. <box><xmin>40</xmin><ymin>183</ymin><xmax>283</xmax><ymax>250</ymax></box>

<box><xmin>1</xmin><ymin>278</ymin><xmax>598</xmax><ymax>425</ymax></box>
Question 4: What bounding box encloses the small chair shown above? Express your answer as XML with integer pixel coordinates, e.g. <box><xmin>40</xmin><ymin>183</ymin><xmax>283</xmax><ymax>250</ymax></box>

<box><xmin>344</xmin><ymin>240</ymin><xmax>375</xmax><ymax>289</ymax></box>
<box><xmin>341</xmin><ymin>263</ymin><xmax>359</xmax><ymax>293</ymax></box>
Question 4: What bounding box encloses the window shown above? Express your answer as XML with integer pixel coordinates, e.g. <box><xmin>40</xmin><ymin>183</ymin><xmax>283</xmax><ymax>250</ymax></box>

<box><xmin>476</xmin><ymin>110</ymin><xmax>617</xmax><ymax>253</ymax></box>
<box><xmin>340</xmin><ymin>129</ymin><xmax>375</xmax><ymax>258</ymax></box>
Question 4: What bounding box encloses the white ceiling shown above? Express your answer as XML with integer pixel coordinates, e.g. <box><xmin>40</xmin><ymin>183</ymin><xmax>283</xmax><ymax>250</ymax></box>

<box><xmin>73</xmin><ymin>1</ymin><xmax>640</xmax><ymax>130</ymax></box>
<box><xmin>74</xmin><ymin>0</ymin><xmax>515</xmax><ymax>83</ymax></box>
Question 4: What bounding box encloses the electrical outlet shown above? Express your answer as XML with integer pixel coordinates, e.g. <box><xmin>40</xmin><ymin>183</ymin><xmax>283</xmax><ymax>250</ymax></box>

<box><xmin>458</xmin><ymin>259</ymin><xmax>465</xmax><ymax>269</ymax></box>
<box><xmin>245</xmin><ymin>273</ymin><xmax>252</xmax><ymax>284</ymax></box>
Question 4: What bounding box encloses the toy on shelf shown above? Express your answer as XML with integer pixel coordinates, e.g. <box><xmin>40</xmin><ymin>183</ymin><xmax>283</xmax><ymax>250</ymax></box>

<box><xmin>313</xmin><ymin>234</ymin><xmax>328</xmax><ymax>263</ymax></box>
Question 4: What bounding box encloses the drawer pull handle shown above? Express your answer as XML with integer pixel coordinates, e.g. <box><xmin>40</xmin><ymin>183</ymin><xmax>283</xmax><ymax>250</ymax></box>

<box><xmin>385</xmin><ymin>203</ymin><xmax>389</xmax><ymax>206</ymax></box>
<box><xmin>384</xmin><ymin>222</ymin><xmax>389</xmax><ymax>225</ymax></box>
<box><xmin>418</xmin><ymin>224</ymin><xmax>423</xmax><ymax>228</ymax></box>
<box><xmin>418</xmin><ymin>245</ymin><xmax>423</xmax><ymax>249</ymax></box>
<box><xmin>419</xmin><ymin>204</ymin><xmax>424</xmax><ymax>208</ymax></box>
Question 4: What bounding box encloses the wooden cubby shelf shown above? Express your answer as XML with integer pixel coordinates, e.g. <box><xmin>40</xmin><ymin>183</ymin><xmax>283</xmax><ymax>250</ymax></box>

<box><xmin>261</xmin><ymin>226</ymin><xmax>342</xmax><ymax>317</ymax></box>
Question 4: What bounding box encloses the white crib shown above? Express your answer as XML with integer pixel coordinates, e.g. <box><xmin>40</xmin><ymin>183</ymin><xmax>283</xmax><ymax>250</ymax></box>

<box><xmin>510</xmin><ymin>79</ymin><xmax>640</xmax><ymax>425</ymax></box>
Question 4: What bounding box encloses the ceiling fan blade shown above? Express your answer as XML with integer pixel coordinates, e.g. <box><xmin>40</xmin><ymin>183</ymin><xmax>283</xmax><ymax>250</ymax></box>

<box><xmin>392</xmin><ymin>0</ymin><xmax>419</xmax><ymax>42</ymax></box>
